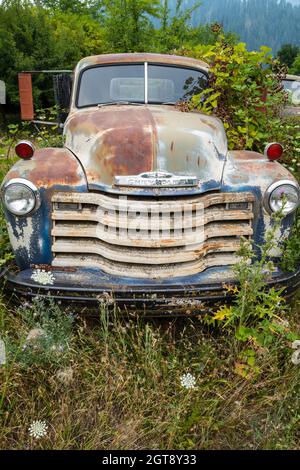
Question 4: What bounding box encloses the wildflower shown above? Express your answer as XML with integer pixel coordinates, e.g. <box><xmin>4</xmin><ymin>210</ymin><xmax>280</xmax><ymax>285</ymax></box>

<box><xmin>23</xmin><ymin>328</ymin><xmax>48</xmax><ymax>351</ymax></box>
<box><xmin>96</xmin><ymin>291</ymin><xmax>114</xmax><ymax>305</ymax></box>
<box><xmin>31</xmin><ymin>269</ymin><xmax>55</xmax><ymax>286</ymax></box>
<box><xmin>26</xmin><ymin>328</ymin><xmax>46</xmax><ymax>342</ymax></box>
<box><xmin>50</xmin><ymin>343</ymin><xmax>66</xmax><ymax>354</ymax></box>
<box><xmin>56</xmin><ymin>367</ymin><xmax>74</xmax><ymax>385</ymax></box>
<box><xmin>20</xmin><ymin>301</ymin><xmax>32</xmax><ymax>310</ymax></box>
<box><xmin>28</xmin><ymin>420</ymin><xmax>48</xmax><ymax>439</ymax></box>
<box><xmin>180</xmin><ymin>373</ymin><xmax>196</xmax><ymax>390</ymax></box>
<box><xmin>291</xmin><ymin>349</ymin><xmax>300</xmax><ymax>365</ymax></box>
<box><xmin>0</xmin><ymin>338</ymin><xmax>6</xmax><ymax>365</ymax></box>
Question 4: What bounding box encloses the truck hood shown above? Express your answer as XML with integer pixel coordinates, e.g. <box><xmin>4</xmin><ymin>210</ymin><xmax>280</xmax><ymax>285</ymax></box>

<box><xmin>64</xmin><ymin>105</ymin><xmax>228</xmax><ymax>194</ymax></box>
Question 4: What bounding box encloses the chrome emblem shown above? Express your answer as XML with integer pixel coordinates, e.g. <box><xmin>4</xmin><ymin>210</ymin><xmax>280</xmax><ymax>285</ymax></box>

<box><xmin>114</xmin><ymin>171</ymin><xmax>199</xmax><ymax>188</ymax></box>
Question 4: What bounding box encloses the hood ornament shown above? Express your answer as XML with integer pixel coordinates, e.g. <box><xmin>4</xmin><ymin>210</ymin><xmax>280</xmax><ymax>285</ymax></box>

<box><xmin>114</xmin><ymin>171</ymin><xmax>199</xmax><ymax>188</ymax></box>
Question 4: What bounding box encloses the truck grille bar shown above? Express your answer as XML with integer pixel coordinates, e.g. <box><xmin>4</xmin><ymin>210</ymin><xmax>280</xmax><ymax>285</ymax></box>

<box><xmin>51</xmin><ymin>191</ymin><xmax>254</xmax><ymax>279</ymax></box>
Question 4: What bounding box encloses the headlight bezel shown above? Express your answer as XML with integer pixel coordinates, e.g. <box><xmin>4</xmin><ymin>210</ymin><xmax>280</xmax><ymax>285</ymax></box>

<box><xmin>2</xmin><ymin>178</ymin><xmax>40</xmax><ymax>217</ymax></box>
<box><xmin>264</xmin><ymin>180</ymin><xmax>300</xmax><ymax>216</ymax></box>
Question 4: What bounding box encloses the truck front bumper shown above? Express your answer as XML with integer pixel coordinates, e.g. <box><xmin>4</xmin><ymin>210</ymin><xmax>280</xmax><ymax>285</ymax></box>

<box><xmin>1</xmin><ymin>265</ymin><xmax>299</xmax><ymax>316</ymax></box>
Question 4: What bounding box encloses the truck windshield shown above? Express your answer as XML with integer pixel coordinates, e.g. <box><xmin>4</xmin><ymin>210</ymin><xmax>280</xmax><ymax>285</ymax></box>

<box><xmin>77</xmin><ymin>64</ymin><xmax>208</xmax><ymax>107</ymax></box>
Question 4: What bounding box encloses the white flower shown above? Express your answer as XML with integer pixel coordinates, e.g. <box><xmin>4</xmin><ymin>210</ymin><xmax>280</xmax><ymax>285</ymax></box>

<box><xmin>56</xmin><ymin>367</ymin><xmax>74</xmax><ymax>385</ymax></box>
<box><xmin>28</xmin><ymin>420</ymin><xmax>48</xmax><ymax>439</ymax></box>
<box><xmin>50</xmin><ymin>343</ymin><xmax>65</xmax><ymax>354</ymax></box>
<box><xmin>96</xmin><ymin>291</ymin><xmax>114</xmax><ymax>305</ymax></box>
<box><xmin>180</xmin><ymin>373</ymin><xmax>196</xmax><ymax>390</ymax></box>
<box><xmin>0</xmin><ymin>338</ymin><xmax>6</xmax><ymax>365</ymax></box>
<box><xmin>31</xmin><ymin>269</ymin><xmax>55</xmax><ymax>286</ymax></box>
<box><xmin>26</xmin><ymin>328</ymin><xmax>47</xmax><ymax>342</ymax></box>
<box><xmin>20</xmin><ymin>301</ymin><xmax>32</xmax><ymax>310</ymax></box>
<box><xmin>291</xmin><ymin>350</ymin><xmax>300</xmax><ymax>365</ymax></box>
<box><xmin>23</xmin><ymin>328</ymin><xmax>47</xmax><ymax>351</ymax></box>
<box><xmin>291</xmin><ymin>341</ymin><xmax>300</xmax><ymax>365</ymax></box>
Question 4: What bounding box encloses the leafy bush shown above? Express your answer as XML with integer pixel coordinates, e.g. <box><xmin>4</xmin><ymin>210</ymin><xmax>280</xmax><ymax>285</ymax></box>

<box><xmin>281</xmin><ymin>211</ymin><xmax>300</xmax><ymax>272</ymax></box>
<box><xmin>181</xmin><ymin>32</ymin><xmax>298</xmax><ymax>160</ymax></box>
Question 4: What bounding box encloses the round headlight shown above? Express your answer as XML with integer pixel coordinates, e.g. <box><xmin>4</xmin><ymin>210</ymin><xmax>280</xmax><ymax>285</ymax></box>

<box><xmin>2</xmin><ymin>179</ymin><xmax>40</xmax><ymax>216</ymax></box>
<box><xmin>265</xmin><ymin>180</ymin><xmax>300</xmax><ymax>216</ymax></box>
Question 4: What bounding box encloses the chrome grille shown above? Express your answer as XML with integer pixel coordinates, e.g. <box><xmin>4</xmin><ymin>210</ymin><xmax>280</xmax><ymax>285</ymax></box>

<box><xmin>51</xmin><ymin>191</ymin><xmax>254</xmax><ymax>278</ymax></box>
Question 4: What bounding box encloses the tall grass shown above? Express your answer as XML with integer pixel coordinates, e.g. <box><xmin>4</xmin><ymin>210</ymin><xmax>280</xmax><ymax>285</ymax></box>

<box><xmin>0</xmin><ymin>294</ymin><xmax>299</xmax><ymax>450</ymax></box>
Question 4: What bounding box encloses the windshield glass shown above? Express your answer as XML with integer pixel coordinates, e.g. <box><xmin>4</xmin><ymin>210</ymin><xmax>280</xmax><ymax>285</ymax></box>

<box><xmin>77</xmin><ymin>64</ymin><xmax>207</xmax><ymax>107</ymax></box>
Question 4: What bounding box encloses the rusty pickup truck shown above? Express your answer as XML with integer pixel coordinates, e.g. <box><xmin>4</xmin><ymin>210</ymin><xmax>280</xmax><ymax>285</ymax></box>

<box><xmin>1</xmin><ymin>53</ymin><xmax>300</xmax><ymax>314</ymax></box>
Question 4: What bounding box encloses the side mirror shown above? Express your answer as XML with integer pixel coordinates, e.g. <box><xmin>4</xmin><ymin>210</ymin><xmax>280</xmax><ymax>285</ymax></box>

<box><xmin>53</xmin><ymin>73</ymin><xmax>73</xmax><ymax>124</ymax></box>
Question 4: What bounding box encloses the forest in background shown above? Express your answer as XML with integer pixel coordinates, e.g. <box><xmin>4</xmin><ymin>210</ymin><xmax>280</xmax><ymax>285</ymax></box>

<box><xmin>175</xmin><ymin>0</ymin><xmax>300</xmax><ymax>53</ymax></box>
<box><xmin>1</xmin><ymin>0</ymin><xmax>300</xmax><ymax>112</ymax></box>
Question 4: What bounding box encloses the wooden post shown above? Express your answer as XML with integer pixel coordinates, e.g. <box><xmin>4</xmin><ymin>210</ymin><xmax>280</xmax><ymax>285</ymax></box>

<box><xmin>18</xmin><ymin>73</ymin><xmax>34</xmax><ymax>120</ymax></box>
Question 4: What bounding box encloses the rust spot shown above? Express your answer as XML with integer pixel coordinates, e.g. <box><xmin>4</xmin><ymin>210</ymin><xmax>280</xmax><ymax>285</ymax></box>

<box><xmin>67</xmin><ymin>108</ymin><xmax>156</xmax><ymax>184</ymax></box>
<box><xmin>170</xmin><ymin>141</ymin><xmax>174</xmax><ymax>151</ymax></box>
<box><xmin>230</xmin><ymin>150</ymin><xmax>264</xmax><ymax>161</ymax></box>
<box><xmin>78</xmin><ymin>53</ymin><xmax>209</xmax><ymax>73</ymax></box>
<box><xmin>5</xmin><ymin>170</ymin><xmax>20</xmax><ymax>179</ymax></box>
<box><xmin>23</xmin><ymin>148</ymin><xmax>83</xmax><ymax>187</ymax></box>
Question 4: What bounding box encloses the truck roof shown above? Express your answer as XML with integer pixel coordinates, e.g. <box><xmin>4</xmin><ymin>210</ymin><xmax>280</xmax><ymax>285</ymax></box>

<box><xmin>76</xmin><ymin>53</ymin><xmax>209</xmax><ymax>73</ymax></box>
<box><xmin>285</xmin><ymin>74</ymin><xmax>300</xmax><ymax>81</ymax></box>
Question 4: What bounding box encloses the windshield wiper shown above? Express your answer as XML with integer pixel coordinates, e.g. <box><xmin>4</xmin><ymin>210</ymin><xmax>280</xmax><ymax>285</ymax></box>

<box><xmin>97</xmin><ymin>101</ymin><xmax>144</xmax><ymax>107</ymax></box>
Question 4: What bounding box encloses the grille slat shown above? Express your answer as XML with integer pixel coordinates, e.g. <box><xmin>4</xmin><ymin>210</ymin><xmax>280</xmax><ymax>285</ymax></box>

<box><xmin>52</xmin><ymin>237</ymin><xmax>242</xmax><ymax>264</ymax></box>
<box><xmin>51</xmin><ymin>221</ymin><xmax>252</xmax><ymax>248</ymax></box>
<box><xmin>52</xmin><ymin>207</ymin><xmax>253</xmax><ymax>229</ymax></box>
<box><xmin>53</xmin><ymin>253</ymin><xmax>240</xmax><ymax>279</ymax></box>
<box><xmin>51</xmin><ymin>191</ymin><xmax>254</xmax><ymax>278</ymax></box>
<box><xmin>52</xmin><ymin>191</ymin><xmax>254</xmax><ymax>212</ymax></box>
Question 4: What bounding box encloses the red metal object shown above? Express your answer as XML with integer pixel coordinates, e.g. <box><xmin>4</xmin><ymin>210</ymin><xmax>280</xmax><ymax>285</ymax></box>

<box><xmin>18</xmin><ymin>73</ymin><xmax>34</xmax><ymax>120</ymax></box>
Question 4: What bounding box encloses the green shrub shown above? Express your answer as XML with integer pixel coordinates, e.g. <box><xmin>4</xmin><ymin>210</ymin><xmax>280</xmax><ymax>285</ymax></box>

<box><xmin>281</xmin><ymin>211</ymin><xmax>300</xmax><ymax>272</ymax></box>
<box><xmin>181</xmin><ymin>32</ymin><xmax>299</xmax><ymax>169</ymax></box>
<box><xmin>193</xmin><ymin>40</ymin><xmax>285</xmax><ymax>150</ymax></box>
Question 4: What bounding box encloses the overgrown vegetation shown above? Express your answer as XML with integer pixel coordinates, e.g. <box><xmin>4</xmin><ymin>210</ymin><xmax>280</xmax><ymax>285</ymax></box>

<box><xmin>0</xmin><ymin>286</ymin><xmax>299</xmax><ymax>449</ymax></box>
<box><xmin>277</xmin><ymin>43</ymin><xmax>300</xmax><ymax>73</ymax></box>
<box><xmin>180</xmin><ymin>33</ymin><xmax>299</xmax><ymax>159</ymax></box>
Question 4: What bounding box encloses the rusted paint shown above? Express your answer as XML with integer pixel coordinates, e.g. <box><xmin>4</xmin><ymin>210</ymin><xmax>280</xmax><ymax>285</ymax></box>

<box><xmin>2</xmin><ymin>148</ymin><xmax>88</xmax><ymax>270</ymax></box>
<box><xmin>3</xmin><ymin>148</ymin><xmax>86</xmax><ymax>189</ymax></box>
<box><xmin>66</xmin><ymin>107</ymin><xmax>155</xmax><ymax>184</ymax></box>
<box><xmin>64</xmin><ymin>105</ymin><xmax>227</xmax><ymax>190</ymax></box>
<box><xmin>225</xmin><ymin>151</ymin><xmax>299</xmax><ymax>189</ymax></box>
<box><xmin>75</xmin><ymin>53</ymin><xmax>209</xmax><ymax>74</ymax></box>
<box><xmin>50</xmin><ymin>190</ymin><xmax>253</xmax><ymax>278</ymax></box>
